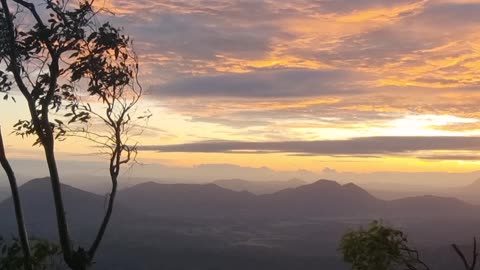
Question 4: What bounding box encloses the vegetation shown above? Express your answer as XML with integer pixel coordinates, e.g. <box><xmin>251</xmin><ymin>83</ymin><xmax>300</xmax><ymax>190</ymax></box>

<box><xmin>340</xmin><ymin>220</ymin><xmax>478</xmax><ymax>270</ymax></box>
<box><xmin>0</xmin><ymin>0</ymin><xmax>146</xmax><ymax>269</ymax></box>
<box><xmin>0</xmin><ymin>237</ymin><xmax>63</xmax><ymax>270</ymax></box>
<box><xmin>0</xmin><ymin>128</ymin><xmax>31</xmax><ymax>269</ymax></box>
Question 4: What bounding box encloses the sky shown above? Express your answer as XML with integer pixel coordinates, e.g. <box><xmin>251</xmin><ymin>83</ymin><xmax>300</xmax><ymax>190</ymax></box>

<box><xmin>4</xmin><ymin>0</ymin><xmax>480</xmax><ymax>183</ymax></box>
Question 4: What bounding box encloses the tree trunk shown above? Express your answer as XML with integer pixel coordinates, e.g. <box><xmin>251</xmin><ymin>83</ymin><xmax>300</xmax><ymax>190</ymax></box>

<box><xmin>0</xmin><ymin>126</ymin><xmax>32</xmax><ymax>270</ymax></box>
<box><xmin>41</xmin><ymin>137</ymin><xmax>77</xmax><ymax>268</ymax></box>
<box><xmin>88</xmin><ymin>175</ymin><xmax>117</xmax><ymax>258</ymax></box>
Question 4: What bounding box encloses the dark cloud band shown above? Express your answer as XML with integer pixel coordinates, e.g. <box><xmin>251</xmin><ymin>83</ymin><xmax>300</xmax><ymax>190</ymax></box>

<box><xmin>151</xmin><ymin>69</ymin><xmax>367</xmax><ymax>98</ymax></box>
<box><xmin>139</xmin><ymin>136</ymin><xmax>480</xmax><ymax>156</ymax></box>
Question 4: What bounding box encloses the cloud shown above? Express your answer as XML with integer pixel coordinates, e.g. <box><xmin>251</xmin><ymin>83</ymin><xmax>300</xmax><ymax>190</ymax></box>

<box><xmin>285</xmin><ymin>1</ymin><xmax>480</xmax><ymax>91</ymax></box>
<box><xmin>413</xmin><ymin>2</ymin><xmax>480</xmax><ymax>28</ymax></box>
<box><xmin>190</xmin><ymin>116</ymin><xmax>272</xmax><ymax>128</ymax></box>
<box><xmin>139</xmin><ymin>136</ymin><xmax>480</xmax><ymax>156</ymax></box>
<box><xmin>419</xmin><ymin>154</ymin><xmax>480</xmax><ymax>161</ymax></box>
<box><xmin>93</xmin><ymin>0</ymin><xmax>480</xmax><ymax>158</ymax></box>
<box><xmin>322</xmin><ymin>167</ymin><xmax>338</xmax><ymax>173</ymax></box>
<box><xmin>318</xmin><ymin>0</ymin><xmax>424</xmax><ymax>14</ymax></box>
<box><xmin>103</xmin><ymin>0</ymin><xmax>480</xmax><ymax>94</ymax></box>
<box><xmin>152</xmin><ymin>86</ymin><xmax>480</xmax><ymax>133</ymax></box>
<box><xmin>151</xmin><ymin>68</ymin><xmax>369</xmax><ymax>98</ymax></box>
<box><xmin>113</xmin><ymin>12</ymin><xmax>274</xmax><ymax>60</ymax></box>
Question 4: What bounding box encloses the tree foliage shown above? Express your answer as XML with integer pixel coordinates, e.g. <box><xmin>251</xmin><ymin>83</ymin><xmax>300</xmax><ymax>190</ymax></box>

<box><xmin>0</xmin><ymin>0</ymin><xmax>146</xmax><ymax>269</ymax></box>
<box><xmin>0</xmin><ymin>0</ymin><xmax>138</xmax><ymax>145</ymax></box>
<box><xmin>0</xmin><ymin>237</ymin><xmax>63</xmax><ymax>270</ymax></box>
<box><xmin>340</xmin><ymin>221</ymin><xmax>430</xmax><ymax>270</ymax></box>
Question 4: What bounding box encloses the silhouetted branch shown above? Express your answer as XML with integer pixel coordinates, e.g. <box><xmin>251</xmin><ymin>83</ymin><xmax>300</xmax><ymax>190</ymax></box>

<box><xmin>400</xmin><ymin>245</ymin><xmax>431</xmax><ymax>270</ymax></box>
<box><xmin>83</xmin><ymin>48</ymin><xmax>147</xmax><ymax>260</ymax></box>
<box><xmin>452</xmin><ymin>237</ymin><xmax>478</xmax><ymax>270</ymax></box>
<box><xmin>473</xmin><ymin>238</ymin><xmax>478</xmax><ymax>269</ymax></box>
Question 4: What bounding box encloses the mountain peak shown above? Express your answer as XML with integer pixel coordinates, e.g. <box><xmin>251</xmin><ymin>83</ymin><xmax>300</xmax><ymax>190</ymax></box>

<box><xmin>129</xmin><ymin>181</ymin><xmax>160</xmax><ymax>189</ymax></box>
<box><xmin>18</xmin><ymin>177</ymin><xmax>54</xmax><ymax>192</ymax></box>
<box><xmin>343</xmin><ymin>182</ymin><xmax>362</xmax><ymax>190</ymax></box>
<box><xmin>22</xmin><ymin>177</ymin><xmax>50</xmax><ymax>185</ymax></box>
<box><xmin>309</xmin><ymin>179</ymin><xmax>342</xmax><ymax>188</ymax></box>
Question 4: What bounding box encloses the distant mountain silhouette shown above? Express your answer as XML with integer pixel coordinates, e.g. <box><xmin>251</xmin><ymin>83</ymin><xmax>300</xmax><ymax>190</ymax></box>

<box><xmin>388</xmin><ymin>195</ymin><xmax>476</xmax><ymax>217</ymax></box>
<box><xmin>1</xmin><ymin>178</ymin><xmax>476</xmax><ymax>270</ymax></box>
<box><xmin>213</xmin><ymin>178</ymin><xmax>306</xmax><ymax>194</ymax></box>
<box><xmin>116</xmin><ymin>179</ymin><xmax>476</xmax><ymax>219</ymax></box>
<box><xmin>441</xmin><ymin>178</ymin><xmax>480</xmax><ymax>205</ymax></box>
<box><xmin>464</xmin><ymin>178</ymin><xmax>480</xmax><ymax>189</ymax></box>
<box><xmin>0</xmin><ymin>177</ymin><xmax>137</xmax><ymax>238</ymax></box>
<box><xmin>259</xmin><ymin>180</ymin><xmax>382</xmax><ymax>217</ymax></box>
<box><xmin>0</xmin><ymin>188</ymin><xmax>9</xmax><ymax>202</ymax></box>
<box><xmin>119</xmin><ymin>180</ymin><xmax>380</xmax><ymax>218</ymax></box>
<box><xmin>118</xmin><ymin>182</ymin><xmax>257</xmax><ymax>218</ymax></box>
<box><xmin>360</xmin><ymin>179</ymin><xmax>480</xmax><ymax>206</ymax></box>
<box><xmin>0</xmin><ymin>178</ymin><xmax>476</xmax><ymax>232</ymax></box>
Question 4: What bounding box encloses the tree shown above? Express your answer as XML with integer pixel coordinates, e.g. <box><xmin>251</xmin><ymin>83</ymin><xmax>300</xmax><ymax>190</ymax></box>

<box><xmin>0</xmin><ymin>8</ymin><xmax>31</xmax><ymax>270</ymax></box>
<box><xmin>340</xmin><ymin>220</ymin><xmax>479</xmax><ymax>270</ymax></box>
<box><xmin>340</xmin><ymin>220</ymin><xmax>430</xmax><ymax>270</ymax></box>
<box><xmin>0</xmin><ymin>0</ymin><xmax>144</xmax><ymax>269</ymax></box>
<box><xmin>0</xmin><ymin>237</ymin><xmax>63</xmax><ymax>270</ymax></box>
<box><xmin>0</xmin><ymin>127</ymin><xmax>32</xmax><ymax>270</ymax></box>
<box><xmin>65</xmin><ymin>25</ymin><xmax>148</xmax><ymax>259</ymax></box>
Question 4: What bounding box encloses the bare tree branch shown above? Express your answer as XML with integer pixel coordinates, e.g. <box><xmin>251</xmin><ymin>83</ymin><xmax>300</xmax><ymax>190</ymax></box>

<box><xmin>452</xmin><ymin>237</ymin><xmax>478</xmax><ymax>270</ymax></box>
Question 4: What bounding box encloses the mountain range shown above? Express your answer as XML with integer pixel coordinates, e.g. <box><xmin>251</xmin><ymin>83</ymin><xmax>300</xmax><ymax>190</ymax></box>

<box><xmin>1</xmin><ymin>178</ymin><xmax>479</xmax><ymax>270</ymax></box>
<box><xmin>118</xmin><ymin>179</ymin><xmax>479</xmax><ymax>218</ymax></box>
<box><xmin>0</xmin><ymin>178</ymin><xmax>477</xmax><ymax>229</ymax></box>
<box><xmin>214</xmin><ymin>177</ymin><xmax>480</xmax><ymax>205</ymax></box>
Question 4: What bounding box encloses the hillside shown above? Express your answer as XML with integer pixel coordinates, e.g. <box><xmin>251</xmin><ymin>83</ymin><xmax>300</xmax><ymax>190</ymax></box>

<box><xmin>117</xmin><ymin>179</ymin><xmax>476</xmax><ymax>219</ymax></box>
<box><xmin>257</xmin><ymin>180</ymin><xmax>382</xmax><ymax>217</ymax></box>
<box><xmin>388</xmin><ymin>195</ymin><xmax>477</xmax><ymax>217</ymax></box>
<box><xmin>449</xmin><ymin>178</ymin><xmax>480</xmax><ymax>204</ymax></box>
<box><xmin>118</xmin><ymin>182</ymin><xmax>257</xmax><ymax>218</ymax></box>
<box><xmin>0</xmin><ymin>177</ymin><xmax>138</xmax><ymax>238</ymax></box>
<box><xmin>213</xmin><ymin>178</ymin><xmax>306</xmax><ymax>194</ymax></box>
